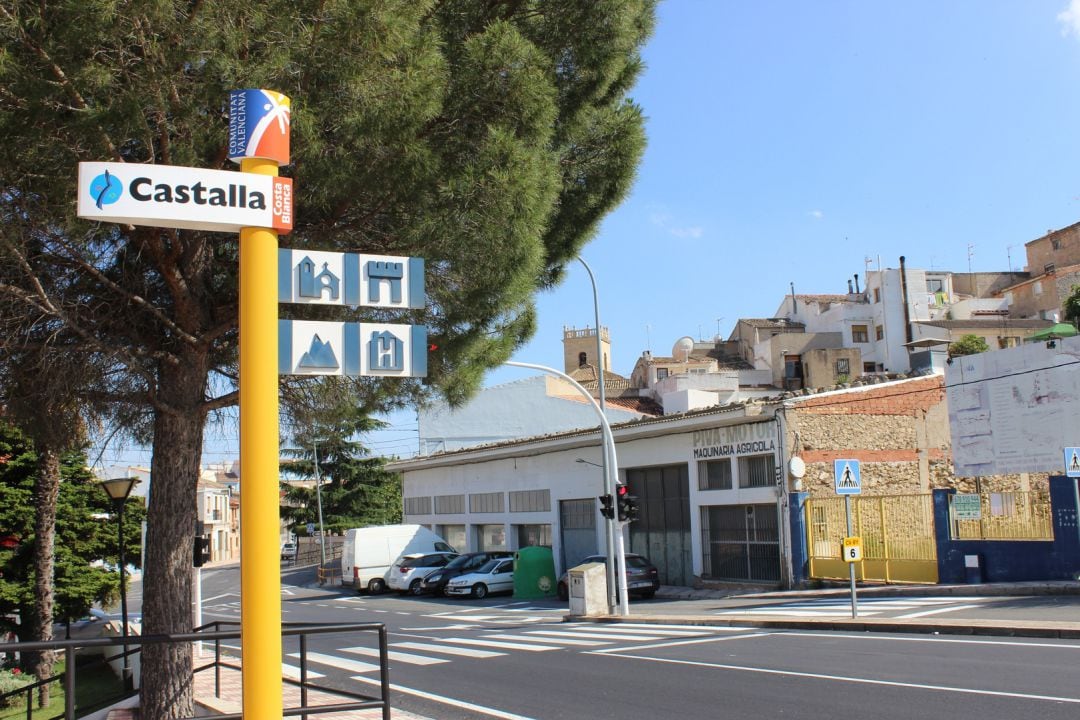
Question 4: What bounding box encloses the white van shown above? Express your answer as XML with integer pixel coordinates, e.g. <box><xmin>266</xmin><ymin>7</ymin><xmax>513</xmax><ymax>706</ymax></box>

<box><xmin>342</xmin><ymin>525</ymin><xmax>456</xmax><ymax>593</ymax></box>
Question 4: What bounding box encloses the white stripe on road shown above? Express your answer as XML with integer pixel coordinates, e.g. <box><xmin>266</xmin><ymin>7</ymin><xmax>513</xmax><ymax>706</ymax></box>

<box><xmin>568</xmin><ymin>625</ymin><xmax>711</xmax><ymax>637</ymax></box>
<box><xmin>340</xmin><ymin>645</ymin><xmax>448</xmax><ymax>666</ymax></box>
<box><xmin>287</xmin><ymin>651</ymin><xmax>379</xmax><ymax>674</ymax></box>
<box><xmin>591</xmin><ymin>632</ymin><xmax>774</xmax><ymax>655</ymax></box>
<box><xmin>720</xmin><ymin>609</ymin><xmax>881</xmax><ymax>617</ymax></box>
<box><xmin>441</xmin><ymin>637</ymin><xmax>561</xmax><ymax>651</ymax></box>
<box><xmin>392</xmin><ymin>641</ymin><xmax>505</xmax><ymax>658</ymax></box>
<box><xmin>483</xmin><ymin>633</ymin><xmax>607</xmax><ymax>647</ymax></box>
<box><xmin>780</xmin><ymin>632</ymin><xmax>1080</xmax><ymax>650</ymax></box>
<box><xmin>596</xmin><ymin>652</ymin><xmax>1080</xmax><ymax>704</ymax></box>
<box><xmin>350</xmin><ymin>675</ymin><xmax>537</xmax><ymax>720</ymax></box>
<box><xmin>281</xmin><ymin>664</ymin><xmax>324</xmax><ymax>680</ymax></box>
<box><xmin>895</xmin><ymin>604</ymin><xmax>980</xmax><ymax>619</ymax></box>
<box><xmin>520</xmin><ymin>631</ymin><xmax>615</xmax><ymax>645</ymax></box>
<box><xmin>616</xmin><ymin>623</ymin><xmax>749</xmax><ymax>632</ymax></box>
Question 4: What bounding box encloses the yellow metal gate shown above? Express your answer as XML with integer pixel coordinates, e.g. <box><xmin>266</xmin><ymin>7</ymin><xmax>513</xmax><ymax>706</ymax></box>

<box><xmin>806</xmin><ymin>494</ymin><xmax>938</xmax><ymax>584</ymax></box>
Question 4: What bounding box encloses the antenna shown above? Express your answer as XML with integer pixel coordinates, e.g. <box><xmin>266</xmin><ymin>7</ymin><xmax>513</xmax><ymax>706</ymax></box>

<box><xmin>1006</xmin><ymin>245</ymin><xmax>1017</xmax><ymax>272</ymax></box>
<box><xmin>716</xmin><ymin>317</ymin><xmax>724</xmax><ymax>339</ymax></box>
<box><xmin>967</xmin><ymin>243</ymin><xmax>975</xmax><ymax>274</ymax></box>
<box><xmin>645</xmin><ymin>323</ymin><xmax>651</xmax><ymax>352</ymax></box>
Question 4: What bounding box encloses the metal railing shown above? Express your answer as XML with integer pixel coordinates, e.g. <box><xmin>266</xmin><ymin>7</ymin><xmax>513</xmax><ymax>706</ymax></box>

<box><xmin>0</xmin><ymin>621</ymin><xmax>390</xmax><ymax>720</ymax></box>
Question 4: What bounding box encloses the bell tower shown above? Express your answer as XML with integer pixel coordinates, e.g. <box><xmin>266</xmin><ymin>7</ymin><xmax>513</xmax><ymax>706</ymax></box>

<box><xmin>562</xmin><ymin>325</ymin><xmax>611</xmax><ymax>374</ymax></box>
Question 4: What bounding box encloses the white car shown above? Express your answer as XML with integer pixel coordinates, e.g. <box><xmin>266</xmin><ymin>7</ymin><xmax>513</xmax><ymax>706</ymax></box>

<box><xmin>386</xmin><ymin>552</ymin><xmax>459</xmax><ymax>595</ymax></box>
<box><xmin>445</xmin><ymin>557</ymin><xmax>514</xmax><ymax>599</ymax></box>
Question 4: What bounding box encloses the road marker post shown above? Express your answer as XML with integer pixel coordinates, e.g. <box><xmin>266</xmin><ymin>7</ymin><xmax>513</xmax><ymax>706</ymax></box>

<box><xmin>834</xmin><ymin>459</ymin><xmax>862</xmax><ymax>618</ymax></box>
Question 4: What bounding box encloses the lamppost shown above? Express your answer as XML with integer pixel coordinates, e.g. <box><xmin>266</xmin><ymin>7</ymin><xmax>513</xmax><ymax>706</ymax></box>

<box><xmin>313</xmin><ymin>443</ymin><xmax>327</xmax><ymax>579</ymax></box>
<box><xmin>100</xmin><ymin>476</ymin><xmax>140</xmax><ymax>694</ymax></box>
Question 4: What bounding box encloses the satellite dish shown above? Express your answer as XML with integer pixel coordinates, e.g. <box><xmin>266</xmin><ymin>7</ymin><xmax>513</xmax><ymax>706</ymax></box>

<box><xmin>788</xmin><ymin>457</ymin><xmax>806</xmax><ymax>479</ymax></box>
<box><xmin>672</xmin><ymin>336</ymin><xmax>694</xmax><ymax>362</ymax></box>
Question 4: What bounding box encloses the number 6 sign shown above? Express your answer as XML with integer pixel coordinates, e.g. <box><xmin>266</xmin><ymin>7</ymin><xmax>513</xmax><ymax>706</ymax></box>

<box><xmin>842</xmin><ymin>536</ymin><xmax>863</xmax><ymax>563</ymax></box>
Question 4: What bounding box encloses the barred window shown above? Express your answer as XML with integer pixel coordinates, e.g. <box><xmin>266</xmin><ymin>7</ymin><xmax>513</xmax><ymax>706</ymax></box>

<box><xmin>509</xmin><ymin>489</ymin><xmax>551</xmax><ymax>513</ymax></box>
<box><xmin>434</xmin><ymin>494</ymin><xmax>465</xmax><ymax>514</ymax></box>
<box><xmin>738</xmin><ymin>454</ymin><xmax>776</xmax><ymax>489</ymax></box>
<box><xmin>698</xmin><ymin>459</ymin><xmax>732</xmax><ymax>490</ymax></box>
<box><xmin>469</xmin><ymin>492</ymin><xmax>505</xmax><ymax>513</ymax></box>
<box><xmin>403</xmin><ymin>496</ymin><xmax>432</xmax><ymax>516</ymax></box>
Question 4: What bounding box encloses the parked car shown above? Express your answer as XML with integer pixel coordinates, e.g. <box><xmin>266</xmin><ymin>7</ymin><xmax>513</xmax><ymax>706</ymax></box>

<box><xmin>386</xmin><ymin>552</ymin><xmax>459</xmax><ymax>595</ymax></box>
<box><xmin>556</xmin><ymin>553</ymin><xmax>659</xmax><ymax>600</ymax></box>
<box><xmin>280</xmin><ymin>542</ymin><xmax>297</xmax><ymax>560</ymax></box>
<box><xmin>445</xmin><ymin>557</ymin><xmax>515</xmax><ymax>599</ymax></box>
<box><xmin>419</xmin><ymin>551</ymin><xmax>514</xmax><ymax>596</ymax></box>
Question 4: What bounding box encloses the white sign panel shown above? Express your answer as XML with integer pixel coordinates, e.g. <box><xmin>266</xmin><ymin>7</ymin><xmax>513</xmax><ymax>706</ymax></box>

<box><xmin>951</xmin><ymin>493</ymin><xmax>982</xmax><ymax>521</ymax></box>
<box><xmin>77</xmin><ymin>162</ymin><xmax>293</xmax><ymax>234</ymax></box>
<box><xmin>947</xmin><ymin>336</ymin><xmax>1080</xmax><ymax>476</ymax></box>
<box><xmin>278</xmin><ymin>249</ymin><xmax>424</xmax><ymax>309</ymax></box>
<box><xmin>279</xmin><ymin>320</ymin><xmax>426</xmax><ymax>378</ymax></box>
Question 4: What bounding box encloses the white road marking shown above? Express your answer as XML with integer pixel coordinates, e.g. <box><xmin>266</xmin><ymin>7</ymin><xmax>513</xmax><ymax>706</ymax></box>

<box><xmin>393</xmin><ymin>641</ymin><xmax>505</xmax><ymax>658</ymax></box>
<box><xmin>570</xmin><ymin>625</ymin><xmax>711</xmax><ymax>636</ymax></box>
<box><xmin>780</xmin><ymin>631</ymin><xmax>1080</xmax><ymax>650</ymax></box>
<box><xmin>350</xmin><ymin>675</ymin><xmax>538</xmax><ymax>720</ymax></box>
<box><xmin>341</xmin><ymin>645</ymin><xmax>448</xmax><ymax>666</ymax></box>
<box><xmin>591</xmin><ymin>632</ymin><xmax>774</xmax><ymax>654</ymax></box>
<box><xmin>597</xmin><ymin>652</ymin><xmax>1080</xmax><ymax>704</ymax></box>
<box><xmin>440</xmin><ymin>637</ymin><xmax>562</xmax><ymax>651</ymax></box>
<box><xmin>287</xmin><ymin>651</ymin><xmax>379</xmax><ymax>674</ymax></box>
<box><xmin>483</xmin><ymin>633</ymin><xmax>607</xmax><ymax>647</ymax></box>
<box><xmin>281</xmin><ymin>664</ymin><xmax>324</xmax><ymax>680</ymax></box>
<box><xmin>895</xmin><ymin>604</ymin><xmax>981</xmax><ymax>619</ymax></box>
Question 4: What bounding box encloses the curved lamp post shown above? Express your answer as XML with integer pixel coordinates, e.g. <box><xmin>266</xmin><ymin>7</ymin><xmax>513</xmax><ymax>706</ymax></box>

<box><xmin>100</xmin><ymin>476</ymin><xmax>140</xmax><ymax>694</ymax></box>
<box><xmin>505</xmin><ymin>360</ymin><xmax>630</xmax><ymax>616</ymax></box>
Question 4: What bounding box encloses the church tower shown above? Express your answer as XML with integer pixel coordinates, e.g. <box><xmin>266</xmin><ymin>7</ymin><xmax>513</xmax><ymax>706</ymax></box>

<box><xmin>562</xmin><ymin>326</ymin><xmax>611</xmax><ymax>375</ymax></box>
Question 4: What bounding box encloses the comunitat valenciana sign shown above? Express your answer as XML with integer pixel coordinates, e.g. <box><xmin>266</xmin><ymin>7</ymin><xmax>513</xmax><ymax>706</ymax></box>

<box><xmin>77</xmin><ymin>162</ymin><xmax>293</xmax><ymax>234</ymax></box>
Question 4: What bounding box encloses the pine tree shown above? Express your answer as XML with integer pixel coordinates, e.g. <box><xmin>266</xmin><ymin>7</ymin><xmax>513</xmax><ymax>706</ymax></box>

<box><xmin>0</xmin><ymin>2</ymin><xmax>656</xmax><ymax>713</ymax></box>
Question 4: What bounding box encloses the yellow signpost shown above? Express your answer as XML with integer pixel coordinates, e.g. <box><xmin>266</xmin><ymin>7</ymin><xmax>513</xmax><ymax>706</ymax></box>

<box><xmin>231</xmin><ymin>89</ymin><xmax>292</xmax><ymax>719</ymax></box>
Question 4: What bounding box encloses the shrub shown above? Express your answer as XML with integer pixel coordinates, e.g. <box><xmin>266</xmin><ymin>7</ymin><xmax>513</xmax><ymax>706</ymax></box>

<box><xmin>0</xmin><ymin>668</ymin><xmax>35</xmax><ymax>708</ymax></box>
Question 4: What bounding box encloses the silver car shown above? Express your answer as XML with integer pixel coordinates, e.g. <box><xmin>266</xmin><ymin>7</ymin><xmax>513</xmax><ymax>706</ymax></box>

<box><xmin>445</xmin><ymin>558</ymin><xmax>514</xmax><ymax>599</ymax></box>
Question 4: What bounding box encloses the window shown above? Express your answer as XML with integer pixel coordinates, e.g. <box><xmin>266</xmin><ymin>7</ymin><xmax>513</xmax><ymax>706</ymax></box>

<box><xmin>1033</xmin><ymin>280</ymin><xmax>1043</xmax><ymax>296</ymax></box>
<box><xmin>873</xmin><ymin>288</ymin><xmax>881</xmax><ymax>303</ymax></box>
<box><xmin>737</xmin><ymin>454</ymin><xmax>776</xmax><ymax>488</ymax></box>
<box><xmin>835</xmin><ymin>358</ymin><xmax>850</xmax><ymax>375</ymax></box>
<box><xmin>875</xmin><ymin>325</ymin><xmax>884</xmax><ymax>341</ymax></box>
<box><xmin>698</xmin><ymin>459</ymin><xmax>732</xmax><ymax>490</ymax></box>
<box><xmin>998</xmin><ymin>336</ymin><xmax>1019</xmax><ymax>349</ymax></box>
<box><xmin>469</xmin><ymin>492</ymin><xmax>504</xmax><ymax>513</ymax></box>
<box><xmin>434</xmin><ymin>494</ymin><xmax>464</xmax><ymax>514</ymax></box>
<box><xmin>1052</xmin><ymin>237</ymin><xmax>1061</xmax><ymax>250</ymax></box>
<box><xmin>515</xmin><ymin>524</ymin><xmax>552</xmax><ymax>547</ymax></box>
<box><xmin>656</xmin><ymin>367</ymin><xmax>669</xmax><ymax>381</ymax></box>
<box><xmin>509</xmin><ymin>489</ymin><xmax>551</xmax><ymax>512</ymax></box>
<box><xmin>578</xmin><ymin>351</ymin><xmax>587</xmax><ymax>367</ymax></box>
<box><xmin>1045</xmin><ymin>263</ymin><xmax>1056</xmax><ymax>274</ymax></box>
<box><xmin>926</xmin><ymin>278</ymin><xmax>943</xmax><ymax>293</ymax></box>
<box><xmin>404</xmin><ymin>496</ymin><xmax>432</xmax><ymax>515</ymax></box>
<box><xmin>475</xmin><ymin>524</ymin><xmax>506</xmax><ymax>550</ymax></box>
<box><xmin>851</xmin><ymin>324</ymin><xmax>869</xmax><ymax>343</ymax></box>
<box><xmin>863</xmin><ymin>362</ymin><xmax>877</xmax><ymax>373</ymax></box>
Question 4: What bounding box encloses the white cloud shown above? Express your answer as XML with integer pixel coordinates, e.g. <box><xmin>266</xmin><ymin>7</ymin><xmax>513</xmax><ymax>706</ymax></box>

<box><xmin>1058</xmin><ymin>0</ymin><xmax>1080</xmax><ymax>37</ymax></box>
<box><xmin>669</xmin><ymin>226</ymin><xmax>704</xmax><ymax>239</ymax></box>
<box><xmin>809</xmin><ymin>209</ymin><xmax>824</xmax><ymax>220</ymax></box>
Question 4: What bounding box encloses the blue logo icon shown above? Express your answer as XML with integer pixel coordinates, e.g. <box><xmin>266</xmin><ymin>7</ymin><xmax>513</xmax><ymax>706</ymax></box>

<box><xmin>89</xmin><ymin>170</ymin><xmax>123</xmax><ymax>209</ymax></box>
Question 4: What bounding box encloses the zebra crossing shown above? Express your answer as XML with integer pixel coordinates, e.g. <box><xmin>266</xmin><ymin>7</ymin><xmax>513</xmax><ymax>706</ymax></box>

<box><xmin>283</xmin><ymin>622</ymin><xmax>740</xmax><ymax>678</ymax></box>
<box><xmin>716</xmin><ymin>596</ymin><xmax>990</xmax><ymax>619</ymax></box>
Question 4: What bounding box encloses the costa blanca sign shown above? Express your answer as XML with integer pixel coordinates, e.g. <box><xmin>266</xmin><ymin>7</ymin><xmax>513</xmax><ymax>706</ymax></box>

<box><xmin>77</xmin><ymin>162</ymin><xmax>293</xmax><ymax>234</ymax></box>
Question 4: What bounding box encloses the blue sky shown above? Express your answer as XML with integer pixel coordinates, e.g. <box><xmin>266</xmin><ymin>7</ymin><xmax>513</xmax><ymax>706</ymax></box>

<box><xmin>92</xmin><ymin>1</ymin><xmax>1080</xmax><ymax>467</ymax></box>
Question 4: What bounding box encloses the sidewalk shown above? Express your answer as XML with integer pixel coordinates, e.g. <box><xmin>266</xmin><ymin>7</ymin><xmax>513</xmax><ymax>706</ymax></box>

<box><xmin>190</xmin><ymin>649</ymin><xmax>432</xmax><ymax>719</ymax></box>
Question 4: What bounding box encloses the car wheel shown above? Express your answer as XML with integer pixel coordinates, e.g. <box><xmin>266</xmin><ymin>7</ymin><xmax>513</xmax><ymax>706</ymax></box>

<box><xmin>471</xmin><ymin>583</ymin><xmax>488</xmax><ymax>599</ymax></box>
<box><xmin>409</xmin><ymin>579</ymin><xmax>424</xmax><ymax>596</ymax></box>
<box><xmin>557</xmin><ymin>581</ymin><xmax>568</xmax><ymax>601</ymax></box>
<box><xmin>368</xmin><ymin>578</ymin><xmax>385</xmax><ymax>594</ymax></box>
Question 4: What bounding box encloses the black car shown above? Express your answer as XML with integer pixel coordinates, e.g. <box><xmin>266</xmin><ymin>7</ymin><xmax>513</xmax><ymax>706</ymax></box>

<box><xmin>420</xmin><ymin>551</ymin><xmax>514</xmax><ymax>595</ymax></box>
<box><xmin>556</xmin><ymin>553</ymin><xmax>660</xmax><ymax>600</ymax></box>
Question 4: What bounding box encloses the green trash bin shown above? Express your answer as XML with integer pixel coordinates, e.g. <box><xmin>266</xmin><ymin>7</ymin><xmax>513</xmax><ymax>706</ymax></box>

<box><xmin>512</xmin><ymin>546</ymin><xmax>557</xmax><ymax>599</ymax></box>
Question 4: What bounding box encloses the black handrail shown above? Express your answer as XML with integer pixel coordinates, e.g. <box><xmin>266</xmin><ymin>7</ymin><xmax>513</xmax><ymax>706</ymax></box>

<box><xmin>0</xmin><ymin>621</ymin><xmax>391</xmax><ymax>720</ymax></box>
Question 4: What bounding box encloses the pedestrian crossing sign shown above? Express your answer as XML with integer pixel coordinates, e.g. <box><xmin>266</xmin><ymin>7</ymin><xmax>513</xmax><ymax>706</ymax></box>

<box><xmin>834</xmin><ymin>459</ymin><xmax>862</xmax><ymax>495</ymax></box>
<box><xmin>1065</xmin><ymin>447</ymin><xmax>1080</xmax><ymax>478</ymax></box>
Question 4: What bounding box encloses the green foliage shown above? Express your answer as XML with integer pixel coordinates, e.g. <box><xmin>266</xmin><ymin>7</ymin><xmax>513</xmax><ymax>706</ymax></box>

<box><xmin>948</xmin><ymin>334</ymin><xmax>990</xmax><ymax>358</ymax></box>
<box><xmin>0</xmin><ymin>423</ymin><xmax>145</xmax><ymax>638</ymax></box>
<box><xmin>1063</xmin><ymin>284</ymin><xmax>1080</xmax><ymax>326</ymax></box>
<box><xmin>0</xmin><ymin>669</ymin><xmax>34</xmax><ymax>708</ymax></box>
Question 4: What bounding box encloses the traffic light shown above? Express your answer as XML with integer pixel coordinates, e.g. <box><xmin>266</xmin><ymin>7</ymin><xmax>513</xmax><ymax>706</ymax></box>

<box><xmin>598</xmin><ymin>494</ymin><xmax>614</xmax><ymax>519</ymax></box>
<box><xmin>616</xmin><ymin>485</ymin><xmax>639</xmax><ymax>522</ymax></box>
<box><xmin>193</xmin><ymin>535</ymin><xmax>211</xmax><ymax>567</ymax></box>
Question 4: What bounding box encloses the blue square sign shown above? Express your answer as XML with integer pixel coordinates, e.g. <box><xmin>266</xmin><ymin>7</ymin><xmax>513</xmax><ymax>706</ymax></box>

<box><xmin>1065</xmin><ymin>447</ymin><xmax>1080</xmax><ymax>478</ymax></box>
<box><xmin>834</xmin><ymin>459</ymin><xmax>862</xmax><ymax>495</ymax></box>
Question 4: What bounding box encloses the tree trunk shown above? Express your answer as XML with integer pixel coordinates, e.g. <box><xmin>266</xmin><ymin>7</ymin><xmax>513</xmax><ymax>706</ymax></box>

<box><xmin>29</xmin><ymin>446</ymin><xmax>61</xmax><ymax>707</ymax></box>
<box><xmin>139</xmin><ymin>356</ymin><xmax>208</xmax><ymax>719</ymax></box>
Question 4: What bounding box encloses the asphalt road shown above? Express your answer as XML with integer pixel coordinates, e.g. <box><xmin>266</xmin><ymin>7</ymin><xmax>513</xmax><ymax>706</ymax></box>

<box><xmin>172</xmin><ymin>565</ymin><xmax>1080</xmax><ymax>719</ymax></box>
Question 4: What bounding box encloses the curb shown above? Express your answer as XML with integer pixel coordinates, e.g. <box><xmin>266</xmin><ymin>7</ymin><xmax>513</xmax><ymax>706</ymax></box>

<box><xmin>568</xmin><ymin>613</ymin><xmax>1080</xmax><ymax>640</ymax></box>
<box><xmin>656</xmin><ymin>580</ymin><xmax>1080</xmax><ymax>601</ymax></box>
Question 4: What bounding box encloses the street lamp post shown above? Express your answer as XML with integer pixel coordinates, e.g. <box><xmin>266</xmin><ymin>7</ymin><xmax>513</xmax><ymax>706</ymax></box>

<box><xmin>313</xmin><ymin>443</ymin><xmax>327</xmax><ymax>580</ymax></box>
<box><xmin>100</xmin><ymin>477</ymin><xmax>140</xmax><ymax>694</ymax></box>
<box><xmin>505</xmin><ymin>360</ymin><xmax>630</xmax><ymax>615</ymax></box>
